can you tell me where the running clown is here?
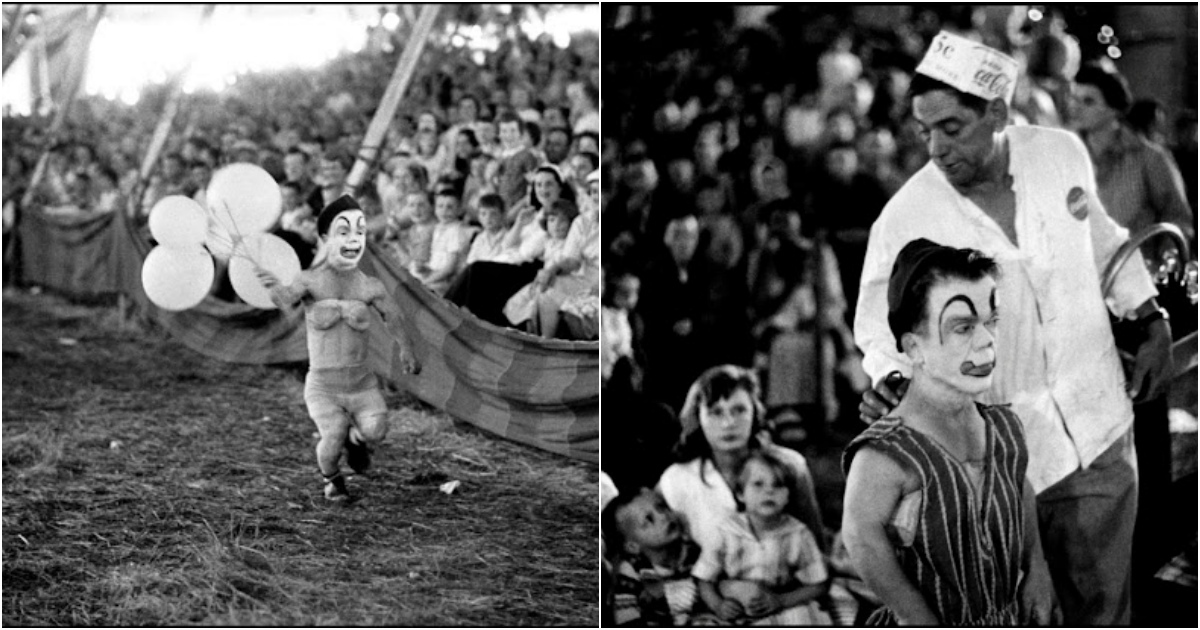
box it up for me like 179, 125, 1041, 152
260, 194, 421, 502
854, 31, 1173, 625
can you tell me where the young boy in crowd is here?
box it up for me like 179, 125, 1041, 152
603, 487, 714, 626
464, 193, 511, 266
414, 187, 477, 295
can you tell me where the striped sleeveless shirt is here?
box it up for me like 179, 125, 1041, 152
843, 403, 1028, 626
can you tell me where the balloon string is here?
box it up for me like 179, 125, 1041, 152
217, 201, 265, 270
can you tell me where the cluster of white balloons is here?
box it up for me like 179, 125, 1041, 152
141, 163, 302, 311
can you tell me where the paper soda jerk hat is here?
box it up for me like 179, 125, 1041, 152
915, 30, 1019, 106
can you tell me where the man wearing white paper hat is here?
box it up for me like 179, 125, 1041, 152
850, 30, 1173, 625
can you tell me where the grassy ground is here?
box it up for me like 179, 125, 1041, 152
2, 289, 598, 626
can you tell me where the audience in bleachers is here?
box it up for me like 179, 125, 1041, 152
4, 14, 599, 341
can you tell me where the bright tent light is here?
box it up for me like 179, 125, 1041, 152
84, 6, 371, 99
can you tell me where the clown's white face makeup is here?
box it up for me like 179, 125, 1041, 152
907, 276, 999, 396
324, 210, 366, 271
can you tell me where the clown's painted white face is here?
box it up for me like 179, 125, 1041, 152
907, 276, 999, 396
324, 210, 366, 271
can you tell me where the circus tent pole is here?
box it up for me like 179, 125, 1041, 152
2, 4, 30, 76
129, 4, 217, 216
19, 5, 107, 208
346, 3, 440, 194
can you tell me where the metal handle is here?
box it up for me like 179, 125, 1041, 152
1101, 223, 1191, 300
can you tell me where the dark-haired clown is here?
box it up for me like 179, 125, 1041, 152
855, 31, 1173, 624
260, 194, 420, 502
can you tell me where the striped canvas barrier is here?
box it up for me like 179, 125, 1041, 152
16, 207, 599, 463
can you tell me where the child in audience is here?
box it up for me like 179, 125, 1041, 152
389, 192, 437, 275
414, 187, 477, 295
602, 270, 641, 390
464, 194, 511, 265
502, 198, 578, 333
693, 449, 833, 626
604, 487, 714, 626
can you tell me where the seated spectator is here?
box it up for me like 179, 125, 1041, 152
503, 198, 579, 334
657, 365, 826, 556
451, 128, 482, 185
461, 152, 496, 217
279, 181, 319, 267
575, 130, 600, 156
692, 449, 833, 626
141, 152, 188, 214
464, 193, 509, 266
544, 125, 573, 171
495, 113, 540, 209
551, 170, 603, 339
283, 146, 318, 199
92, 166, 124, 214
746, 201, 863, 430
413, 111, 451, 183
412, 187, 477, 295
306, 149, 355, 214
603, 487, 716, 626
473, 118, 500, 157
385, 191, 436, 275
602, 269, 642, 393
567, 150, 600, 197
188, 160, 213, 206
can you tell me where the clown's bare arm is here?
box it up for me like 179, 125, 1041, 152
843, 446, 939, 625
366, 276, 421, 375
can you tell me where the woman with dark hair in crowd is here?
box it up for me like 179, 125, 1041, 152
444, 164, 574, 329
658, 365, 827, 556
452, 128, 482, 180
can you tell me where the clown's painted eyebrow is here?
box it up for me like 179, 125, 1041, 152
938, 295, 976, 343
333, 214, 365, 231
937, 289, 999, 341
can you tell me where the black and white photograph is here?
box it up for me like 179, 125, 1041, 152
600, 4, 1196, 627
3, 3, 599, 625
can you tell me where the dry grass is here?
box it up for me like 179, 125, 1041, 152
2, 289, 598, 626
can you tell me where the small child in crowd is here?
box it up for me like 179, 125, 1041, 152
390, 191, 437, 275
414, 187, 477, 295
601, 270, 641, 390
464, 193, 511, 265
603, 487, 715, 626
503, 198, 578, 332
693, 449, 833, 626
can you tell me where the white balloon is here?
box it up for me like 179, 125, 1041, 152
206, 163, 282, 237
228, 233, 302, 310
148, 195, 208, 247
141, 245, 215, 311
